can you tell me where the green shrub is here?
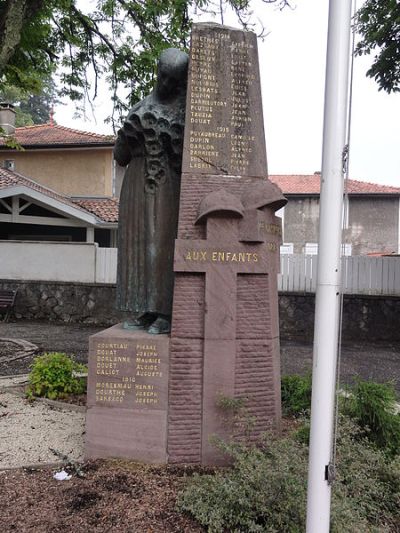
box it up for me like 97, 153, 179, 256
293, 420, 310, 445
27, 352, 87, 400
178, 416, 400, 532
282, 375, 400, 455
343, 379, 400, 456
281, 374, 312, 416
333, 415, 400, 532
178, 435, 309, 533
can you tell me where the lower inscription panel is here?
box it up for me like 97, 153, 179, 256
85, 324, 169, 463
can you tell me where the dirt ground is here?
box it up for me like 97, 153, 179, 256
1, 320, 399, 391
0, 460, 205, 533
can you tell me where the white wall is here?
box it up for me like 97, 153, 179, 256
0, 241, 97, 283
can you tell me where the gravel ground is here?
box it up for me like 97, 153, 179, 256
0, 376, 85, 470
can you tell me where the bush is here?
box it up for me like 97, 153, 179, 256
281, 374, 312, 416
178, 416, 400, 532
179, 435, 309, 533
333, 416, 400, 532
282, 375, 400, 455
343, 379, 400, 456
27, 352, 87, 400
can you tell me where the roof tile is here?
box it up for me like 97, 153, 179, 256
269, 174, 400, 195
74, 198, 119, 223
0, 123, 114, 148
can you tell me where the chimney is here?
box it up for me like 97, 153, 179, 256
0, 102, 16, 135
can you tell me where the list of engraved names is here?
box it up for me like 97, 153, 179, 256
188, 29, 260, 175
94, 341, 163, 407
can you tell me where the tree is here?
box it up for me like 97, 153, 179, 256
355, 0, 400, 93
0, 77, 58, 126
0, 0, 290, 127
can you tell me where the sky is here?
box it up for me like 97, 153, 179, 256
55, 0, 400, 188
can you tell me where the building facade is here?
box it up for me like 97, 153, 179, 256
270, 174, 400, 255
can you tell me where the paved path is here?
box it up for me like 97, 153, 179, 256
281, 340, 400, 391
0, 320, 399, 391
0, 321, 102, 375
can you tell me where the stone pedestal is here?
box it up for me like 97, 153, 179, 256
85, 23, 286, 467
85, 324, 169, 463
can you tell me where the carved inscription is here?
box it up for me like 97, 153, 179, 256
95, 342, 133, 404
183, 26, 267, 177
135, 343, 161, 405
258, 222, 282, 236
185, 250, 259, 262
183, 244, 278, 263
92, 340, 165, 408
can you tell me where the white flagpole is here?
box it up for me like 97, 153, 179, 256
306, 1, 352, 532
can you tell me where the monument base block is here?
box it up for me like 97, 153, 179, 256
85, 324, 169, 464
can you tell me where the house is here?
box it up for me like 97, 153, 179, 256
0, 167, 118, 245
0, 103, 121, 246
0, 104, 120, 285
270, 173, 400, 255
0, 105, 117, 197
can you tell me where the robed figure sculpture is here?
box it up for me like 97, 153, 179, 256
114, 48, 189, 334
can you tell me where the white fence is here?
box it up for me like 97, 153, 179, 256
1, 242, 399, 294
97, 250, 400, 295
95, 247, 117, 283
278, 254, 400, 296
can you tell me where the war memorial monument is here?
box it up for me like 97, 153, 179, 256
85, 22, 287, 466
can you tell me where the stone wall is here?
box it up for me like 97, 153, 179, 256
0, 280, 124, 325
279, 292, 400, 342
2, 279, 399, 342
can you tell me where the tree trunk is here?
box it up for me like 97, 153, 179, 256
0, 0, 43, 75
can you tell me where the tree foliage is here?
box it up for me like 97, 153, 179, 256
0, 0, 290, 127
0, 77, 58, 126
355, 0, 400, 93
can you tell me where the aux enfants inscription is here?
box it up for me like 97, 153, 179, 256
85, 23, 287, 466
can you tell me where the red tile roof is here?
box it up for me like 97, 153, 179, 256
0, 123, 114, 148
269, 174, 400, 195
0, 167, 87, 212
0, 167, 117, 224
74, 198, 119, 223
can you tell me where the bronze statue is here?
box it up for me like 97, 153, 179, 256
114, 48, 188, 334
